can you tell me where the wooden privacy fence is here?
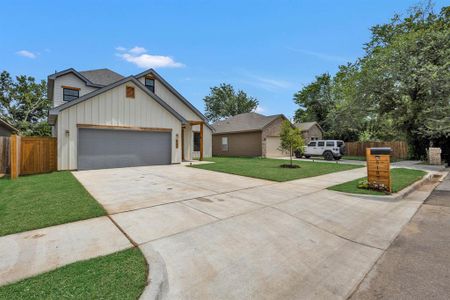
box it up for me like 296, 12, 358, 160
345, 141, 408, 159
10, 135, 57, 179
0, 137, 10, 174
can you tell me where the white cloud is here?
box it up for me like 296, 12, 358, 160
286, 47, 349, 63
255, 105, 265, 113
252, 76, 292, 89
116, 46, 184, 68
129, 46, 147, 55
16, 50, 37, 59
240, 71, 294, 92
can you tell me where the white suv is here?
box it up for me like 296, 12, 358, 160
299, 140, 345, 160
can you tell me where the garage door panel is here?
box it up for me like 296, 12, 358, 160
266, 136, 289, 157
78, 128, 171, 170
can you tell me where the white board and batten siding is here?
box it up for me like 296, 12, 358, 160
137, 76, 202, 121
53, 73, 98, 107
57, 81, 182, 170
137, 76, 213, 157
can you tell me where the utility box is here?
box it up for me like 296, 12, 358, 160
366, 147, 392, 192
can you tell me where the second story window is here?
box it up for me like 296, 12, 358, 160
62, 86, 80, 102
145, 77, 155, 93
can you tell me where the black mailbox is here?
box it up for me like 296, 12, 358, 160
370, 147, 392, 155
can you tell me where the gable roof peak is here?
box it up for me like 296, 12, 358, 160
78, 68, 124, 86
212, 112, 287, 134
133, 68, 211, 126
294, 121, 323, 132
49, 76, 187, 125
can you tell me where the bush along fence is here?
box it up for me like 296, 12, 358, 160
345, 141, 408, 159
10, 135, 57, 179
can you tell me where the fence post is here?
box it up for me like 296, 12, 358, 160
10, 135, 20, 179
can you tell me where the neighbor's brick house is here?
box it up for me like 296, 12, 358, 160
212, 112, 290, 157
294, 122, 324, 143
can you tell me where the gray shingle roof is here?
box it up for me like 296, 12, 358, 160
294, 121, 323, 132
79, 69, 124, 86
0, 118, 17, 133
212, 112, 285, 134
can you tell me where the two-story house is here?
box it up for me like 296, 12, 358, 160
48, 68, 212, 170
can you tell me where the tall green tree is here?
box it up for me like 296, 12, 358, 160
292, 3, 450, 159
324, 63, 367, 141
293, 73, 333, 131
204, 83, 258, 122
359, 4, 450, 157
0, 71, 51, 136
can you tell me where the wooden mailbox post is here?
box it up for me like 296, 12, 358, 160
366, 147, 392, 192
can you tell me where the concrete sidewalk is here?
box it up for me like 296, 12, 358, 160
351, 173, 450, 299
277, 156, 447, 172
0, 217, 132, 285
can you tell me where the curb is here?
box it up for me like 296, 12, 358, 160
139, 246, 169, 300
337, 171, 439, 201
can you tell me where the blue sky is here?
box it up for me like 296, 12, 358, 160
1, 0, 447, 120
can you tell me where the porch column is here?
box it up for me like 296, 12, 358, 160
181, 126, 185, 161
200, 122, 203, 161
189, 120, 204, 161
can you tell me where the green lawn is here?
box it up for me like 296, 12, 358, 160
0, 248, 147, 300
343, 155, 403, 162
0, 172, 105, 237
192, 157, 362, 182
328, 168, 427, 195
342, 155, 367, 161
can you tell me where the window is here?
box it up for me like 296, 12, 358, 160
337, 141, 344, 147
145, 78, 155, 93
318, 141, 325, 147
326, 141, 334, 147
221, 137, 228, 151
126, 86, 135, 98
193, 132, 201, 151
308, 141, 316, 147
63, 87, 79, 102
311, 137, 318, 141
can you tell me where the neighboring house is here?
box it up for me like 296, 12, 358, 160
48, 68, 213, 170
0, 118, 17, 136
294, 122, 323, 143
211, 112, 289, 157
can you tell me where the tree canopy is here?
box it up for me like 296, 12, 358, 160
293, 3, 450, 158
204, 83, 258, 122
0, 71, 51, 136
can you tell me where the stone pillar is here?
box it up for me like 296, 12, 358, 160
428, 147, 442, 165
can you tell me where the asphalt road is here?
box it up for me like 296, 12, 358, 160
351, 173, 450, 299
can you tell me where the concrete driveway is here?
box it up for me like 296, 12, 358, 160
73, 164, 437, 299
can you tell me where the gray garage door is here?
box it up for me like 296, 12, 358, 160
78, 128, 171, 170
